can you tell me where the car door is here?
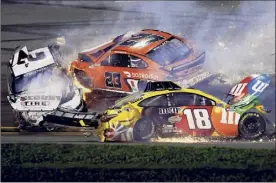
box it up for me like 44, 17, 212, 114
169, 92, 217, 136
122, 54, 160, 92
96, 52, 160, 93
139, 93, 182, 134
94, 52, 131, 92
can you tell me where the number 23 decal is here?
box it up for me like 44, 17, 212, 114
105, 72, 122, 88
183, 109, 212, 130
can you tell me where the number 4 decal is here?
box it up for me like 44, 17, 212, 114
183, 109, 212, 130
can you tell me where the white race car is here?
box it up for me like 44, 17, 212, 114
7, 44, 98, 131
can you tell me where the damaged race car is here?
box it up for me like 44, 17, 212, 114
7, 45, 99, 131
97, 74, 272, 142
69, 29, 223, 106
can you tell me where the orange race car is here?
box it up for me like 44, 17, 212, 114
69, 29, 210, 95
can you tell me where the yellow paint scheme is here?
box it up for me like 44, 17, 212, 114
255, 104, 269, 114
97, 88, 229, 142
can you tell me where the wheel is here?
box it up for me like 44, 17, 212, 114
238, 112, 266, 140
74, 69, 92, 88
44, 126, 57, 132
133, 117, 155, 141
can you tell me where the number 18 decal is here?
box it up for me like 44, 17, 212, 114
183, 109, 212, 130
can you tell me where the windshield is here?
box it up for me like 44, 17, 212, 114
146, 37, 191, 66
112, 92, 144, 109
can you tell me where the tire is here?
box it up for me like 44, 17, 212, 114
74, 69, 92, 88
133, 117, 155, 141
238, 112, 266, 140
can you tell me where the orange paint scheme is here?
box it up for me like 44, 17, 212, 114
69, 29, 205, 93
173, 106, 241, 137
211, 107, 240, 136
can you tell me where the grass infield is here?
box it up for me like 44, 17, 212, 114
1, 144, 276, 181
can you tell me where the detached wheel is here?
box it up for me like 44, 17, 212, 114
74, 69, 92, 88
238, 112, 266, 140
133, 117, 155, 141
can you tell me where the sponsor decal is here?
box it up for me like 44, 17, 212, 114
162, 125, 180, 133
20, 95, 61, 101
159, 107, 181, 114
168, 115, 182, 124
21, 101, 50, 106
123, 71, 159, 80
240, 112, 260, 123
220, 108, 240, 125
20, 95, 61, 107
176, 72, 211, 86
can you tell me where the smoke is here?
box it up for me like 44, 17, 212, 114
44, 1, 274, 83
117, 1, 275, 83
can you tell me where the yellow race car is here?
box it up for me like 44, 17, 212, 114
97, 74, 271, 142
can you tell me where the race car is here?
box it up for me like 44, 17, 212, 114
6, 44, 98, 131
69, 29, 215, 95
97, 74, 272, 142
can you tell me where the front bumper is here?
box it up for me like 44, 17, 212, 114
44, 108, 100, 128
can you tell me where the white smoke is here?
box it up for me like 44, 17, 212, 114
40, 1, 275, 83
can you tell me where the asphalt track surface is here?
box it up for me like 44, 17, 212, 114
1, 1, 275, 149
1, 132, 275, 149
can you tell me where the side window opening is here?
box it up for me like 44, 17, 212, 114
78, 53, 93, 63
129, 55, 147, 68
169, 92, 216, 107
170, 92, 196, 106
138, 94, 169, 107
101, 53, 147, 68
195, 95, 216, 106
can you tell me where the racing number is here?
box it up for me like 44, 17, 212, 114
183, 109, 212, 129
105, 72, 122, 88
14, 48, 47, 67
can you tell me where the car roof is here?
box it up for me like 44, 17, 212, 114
112, 29, 173, 56
140, 88, 221, 103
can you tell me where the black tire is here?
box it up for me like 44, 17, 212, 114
238, 112, 266, 140
133, 117, 155, 141
74, 69, 92, 88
